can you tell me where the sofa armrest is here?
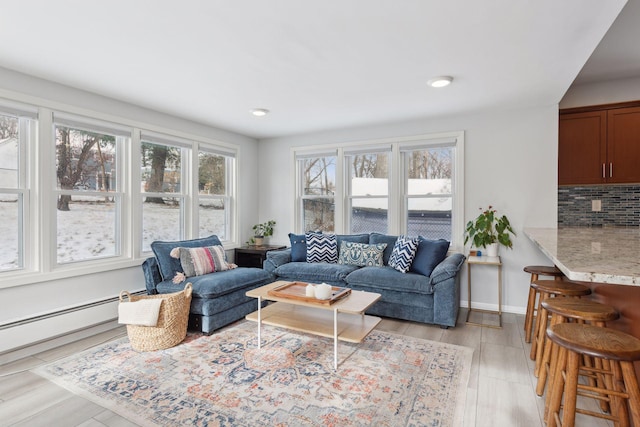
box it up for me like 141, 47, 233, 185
263, 248, 292, 275
141, 257, 163, 295
429, 253, 466, 287
429, 253, 466, 328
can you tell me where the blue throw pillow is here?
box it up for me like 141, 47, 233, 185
306, 232, 338, 264
289, 233, 309, 262
410, 237, 450, 277
388, 235, 419, 273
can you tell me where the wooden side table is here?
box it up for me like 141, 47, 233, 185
234, 245, 286, 268
466, 255, 503, 328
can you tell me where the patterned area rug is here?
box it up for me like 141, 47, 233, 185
34, 321, 473, 427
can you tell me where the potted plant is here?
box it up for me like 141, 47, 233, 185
464, 206, 515, 257
250, 220, 276, 246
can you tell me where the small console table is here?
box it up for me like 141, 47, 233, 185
466, 255, 503, 328
234, 245, 286, 268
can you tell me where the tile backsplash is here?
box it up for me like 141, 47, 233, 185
558, 185, 640, 227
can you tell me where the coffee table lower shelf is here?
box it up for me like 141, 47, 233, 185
245, 302, 381, 369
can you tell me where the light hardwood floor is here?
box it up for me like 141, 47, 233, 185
0, 310, 614, 427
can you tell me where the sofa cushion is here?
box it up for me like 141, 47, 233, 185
172, 245, 232, 277
388, 236, 419, 273
274, 261, 359, 284
306, 232, 338, 263
345, 266, 432, 294
410, 238, 450, 277
156, 267, 272, 299
338, 241, 386, 267
151, 235, 222, 281
369, 233, 398, 265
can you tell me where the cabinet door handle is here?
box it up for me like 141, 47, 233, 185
610, 162, 613, 178
602, 163, 606, 178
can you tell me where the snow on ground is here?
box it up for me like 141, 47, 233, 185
0, 200, 225, 270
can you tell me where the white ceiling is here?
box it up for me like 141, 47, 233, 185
0, 0, 631, 139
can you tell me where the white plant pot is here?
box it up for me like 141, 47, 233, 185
486, 243, 499, 257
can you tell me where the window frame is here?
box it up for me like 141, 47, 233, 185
293, 132, 465, 250
295, 150, 339, 233
195, 143, 237, 243
0, 97, 240, 288
51, 113, 130, 266
0, 102, 37, 273
344, 147, 391, 234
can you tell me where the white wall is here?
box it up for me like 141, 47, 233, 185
560, 76, 640, 108
258, 105, 558, 314
0, 67, 260, 355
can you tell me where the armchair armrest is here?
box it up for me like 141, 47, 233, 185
141, 257, 163, 295
263, 248, 292, 275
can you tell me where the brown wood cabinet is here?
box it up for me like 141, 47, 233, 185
559, 102, 640, 185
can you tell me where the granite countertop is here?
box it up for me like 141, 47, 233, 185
524, 227, 640, 286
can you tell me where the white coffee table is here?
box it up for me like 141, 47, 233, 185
246, 281, 381, 369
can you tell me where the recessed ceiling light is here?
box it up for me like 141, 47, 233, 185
251, 108, 269, 117
427, 76, 453, 88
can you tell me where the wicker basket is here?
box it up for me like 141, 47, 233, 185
119, 283, 193, 352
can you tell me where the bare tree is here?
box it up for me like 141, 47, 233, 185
0, 115, 18, 140
57, 128, 111, 210
141, 143, 181, 204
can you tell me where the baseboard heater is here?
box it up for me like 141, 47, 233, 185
0, 290, 147, 331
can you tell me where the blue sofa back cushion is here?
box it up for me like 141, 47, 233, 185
369, 233, 398, 265
151, 235, 222, 281
346, 266, 432, 294
336, 233, 370, 252
410, 237, 450, 277
274, 261, 359, 284
156, 267, 272, 298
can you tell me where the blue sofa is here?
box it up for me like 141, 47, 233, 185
141, 235, 273, 334
264, 233, 466, 328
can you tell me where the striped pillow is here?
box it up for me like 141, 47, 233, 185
171, 245, 231, 277
306, 232, 338, 263
388, 236, 419, 273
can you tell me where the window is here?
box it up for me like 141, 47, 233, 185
0, 96, 240, 286
402, 144, 454, 241
294, 133, 464, 247
140, 133, 188, 252
0, 103, 36, 271
297, 153, 337, 232
197, 147, 235, 240
53, 114, 129, 264
345, 149, 390, 234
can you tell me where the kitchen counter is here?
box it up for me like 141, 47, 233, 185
525, 226, 640, 379
524, 227, 640, 286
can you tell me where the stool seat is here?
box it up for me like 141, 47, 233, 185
530, 280, 591, 363
549, 323, 640, 362
524, 265, 563, 276
531, 279, 591, 297
523, 265, 565, 344
536, 299, 619, 403
546, 323, 640, 427
541, 298, 619, 323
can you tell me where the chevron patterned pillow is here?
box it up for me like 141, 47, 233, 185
388, 235, 419, 273
306, 232, 338, 263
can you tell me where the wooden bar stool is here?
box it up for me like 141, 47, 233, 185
523, 265, 564, 343
546, 323, 640, 427
530, 280, 591, 364
534, 298, 619, 415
